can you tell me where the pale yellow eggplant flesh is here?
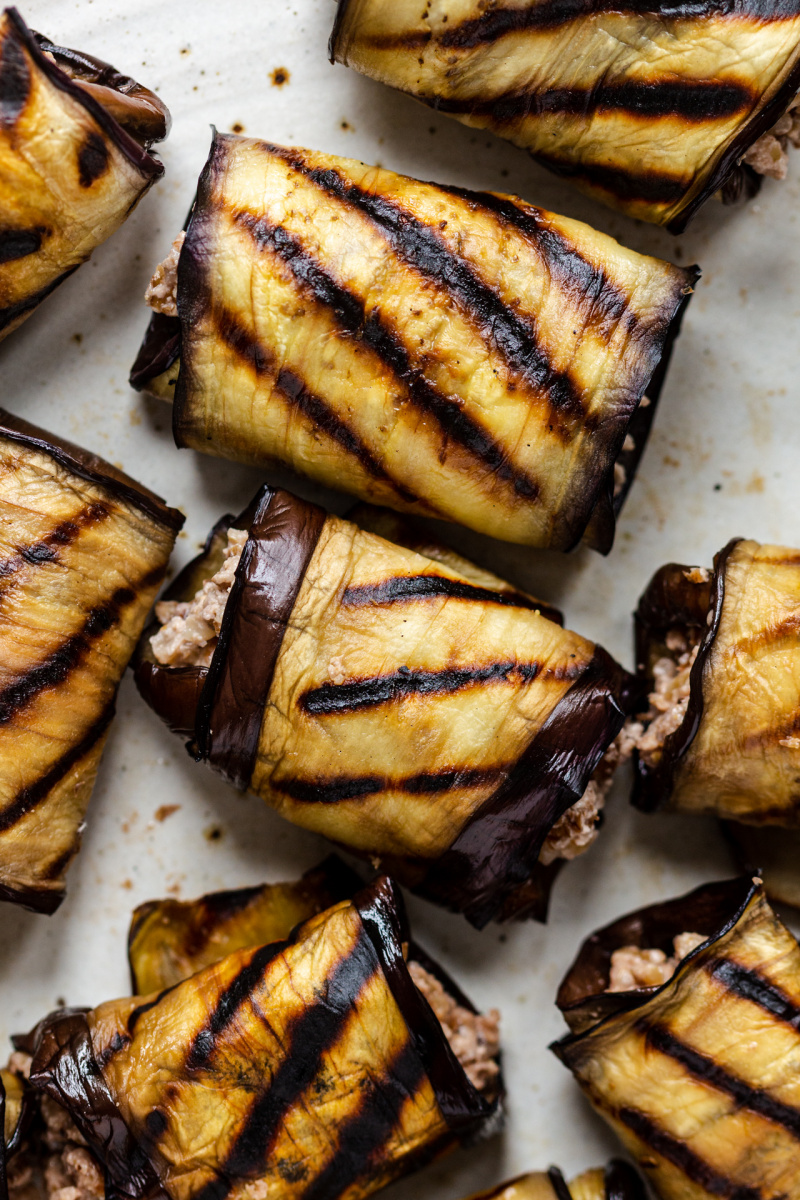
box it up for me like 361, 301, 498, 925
464, 1162, 647, 1200
329, 0, 800, 232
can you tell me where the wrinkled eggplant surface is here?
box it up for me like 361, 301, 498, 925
128, 854, 363, 993
0, 410, 182, 913
467, 1161, 646, 1200
135, 484, 638, 928
634, 538, 800, 826
131, 132, 697, 553
0, 6, 169, 341
330, 0, 800, 232
553, 877, 800, 1200
26, 877, 501, 1200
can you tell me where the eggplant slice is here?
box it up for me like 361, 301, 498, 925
131, 133, 697, 554
0, 7, 169, 341
466, 1162, 646, 1200
128, 855, 363, 994
0, 409, 182, 913
134, 483, 639, 929
552, 876, 800, 1200
630, 538, 800, 827
25, 877, 501, 1200
330, 0, 800, 233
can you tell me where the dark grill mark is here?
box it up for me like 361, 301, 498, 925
276, 765, 505, 804
531, 149, 688, 206
215, 307, 421, 507
77, 130, 110, 188
0, 32, 30, 127
300, 659, 580, 715
434, 79, 752, 125
341, 574, 542, 610
186, 940, 290, 1071
95, 1030, 131, 1069
266, 146, 585, 418
299, 1040, 425, 1200
234, 209, 542, 495
0, 503, 109, 584
546, 1169, 573, 1200
709, 958, 800, 1029
193, 937, 379, 1200
733, 612, 800, 656
617, 1105, 763, 1199
0, 228, 44, 264
0, 700, 113, 833
641, 1021, 800, 1139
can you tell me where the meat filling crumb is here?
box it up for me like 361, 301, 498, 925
744, 94, 800, 181
607, 932, 707, 992
408, 961, 500, 1096
627, 633, 700, 769
145, 231, 186, 318
151, 528, 248, 667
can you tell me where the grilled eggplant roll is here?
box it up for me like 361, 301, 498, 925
629, 538, 800, 828
128, 855, 362, 993
24, 877, 501, 1200
724, 822, 800, 911
467, 1162, 646, 1200
0, 7, 169, 341
0, 409, 182, 913
134, 483, 638, 928
330, 0, 800, 232
131, 133, 697, 554
552, 876, 800, 1200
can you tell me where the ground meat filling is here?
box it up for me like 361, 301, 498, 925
145, 231, 185, 318
408, 960, 500, 1097
607, 932, 707, 992
744, 94, 800, 180
150, 528, 248, 667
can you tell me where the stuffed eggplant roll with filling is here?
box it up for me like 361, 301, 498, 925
330, 0, 800, 232
552, 876, 800, 1200
134, 484, 639, 928
128, 855, 362, 993
466, 1162, 646, 1200
131, 133, 697, 554
627, 538, 800, 829
23, 877, 501, 1200
0, 409, 182, 913
0, 7, 169, 341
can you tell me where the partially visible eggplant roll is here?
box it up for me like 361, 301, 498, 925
724, 821, 800, 910
134, 483, 639, 928
0, 409, 182, 913
467, 1161, 646, 1200
629, 539, 800, 826
26, 877, 501, 1200
128, 854, 363, 993
131, 133, 697, 554
0, 7, 169, 341
552, 876, 800, 1199
330, 0, 800, 232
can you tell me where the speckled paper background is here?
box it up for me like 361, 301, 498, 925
2, 0, 799, 1191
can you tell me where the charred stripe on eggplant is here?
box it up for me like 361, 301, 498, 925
265, 145, 586, 419
77, 129, 111, 188
0, 227, 46, 264
340, 575, 544, 610
708, 958, 800, 1028
0, 502, 110, 583
233, 207, 547, 487
0, 29, 30, 125
546, 1169, 573, 1200
275, 765, 507, 804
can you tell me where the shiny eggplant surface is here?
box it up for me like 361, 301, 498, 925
128, 855, 363, 993
131, 133, 696, 553
633, 538, 800, 826
553, 877, 800, 1200
134, 484, 638, 928
0, 410, 182, 913
466, 1161, 646, 1200
0, 7, 169, 341
330, 0, 800, 231
27, 877, 501, 1200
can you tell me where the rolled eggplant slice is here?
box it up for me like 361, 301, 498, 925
630, 538, 800, 826
26, 877, 501, 1200
553, 876, 800, 1199
0, 7, 169, 341
134, 484, 638, 928
468, 1161, 646, 1200
128, 854, 363, 993
0, 409, 183, 913
330, 0, 800, 233
131, 133, 697, 554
